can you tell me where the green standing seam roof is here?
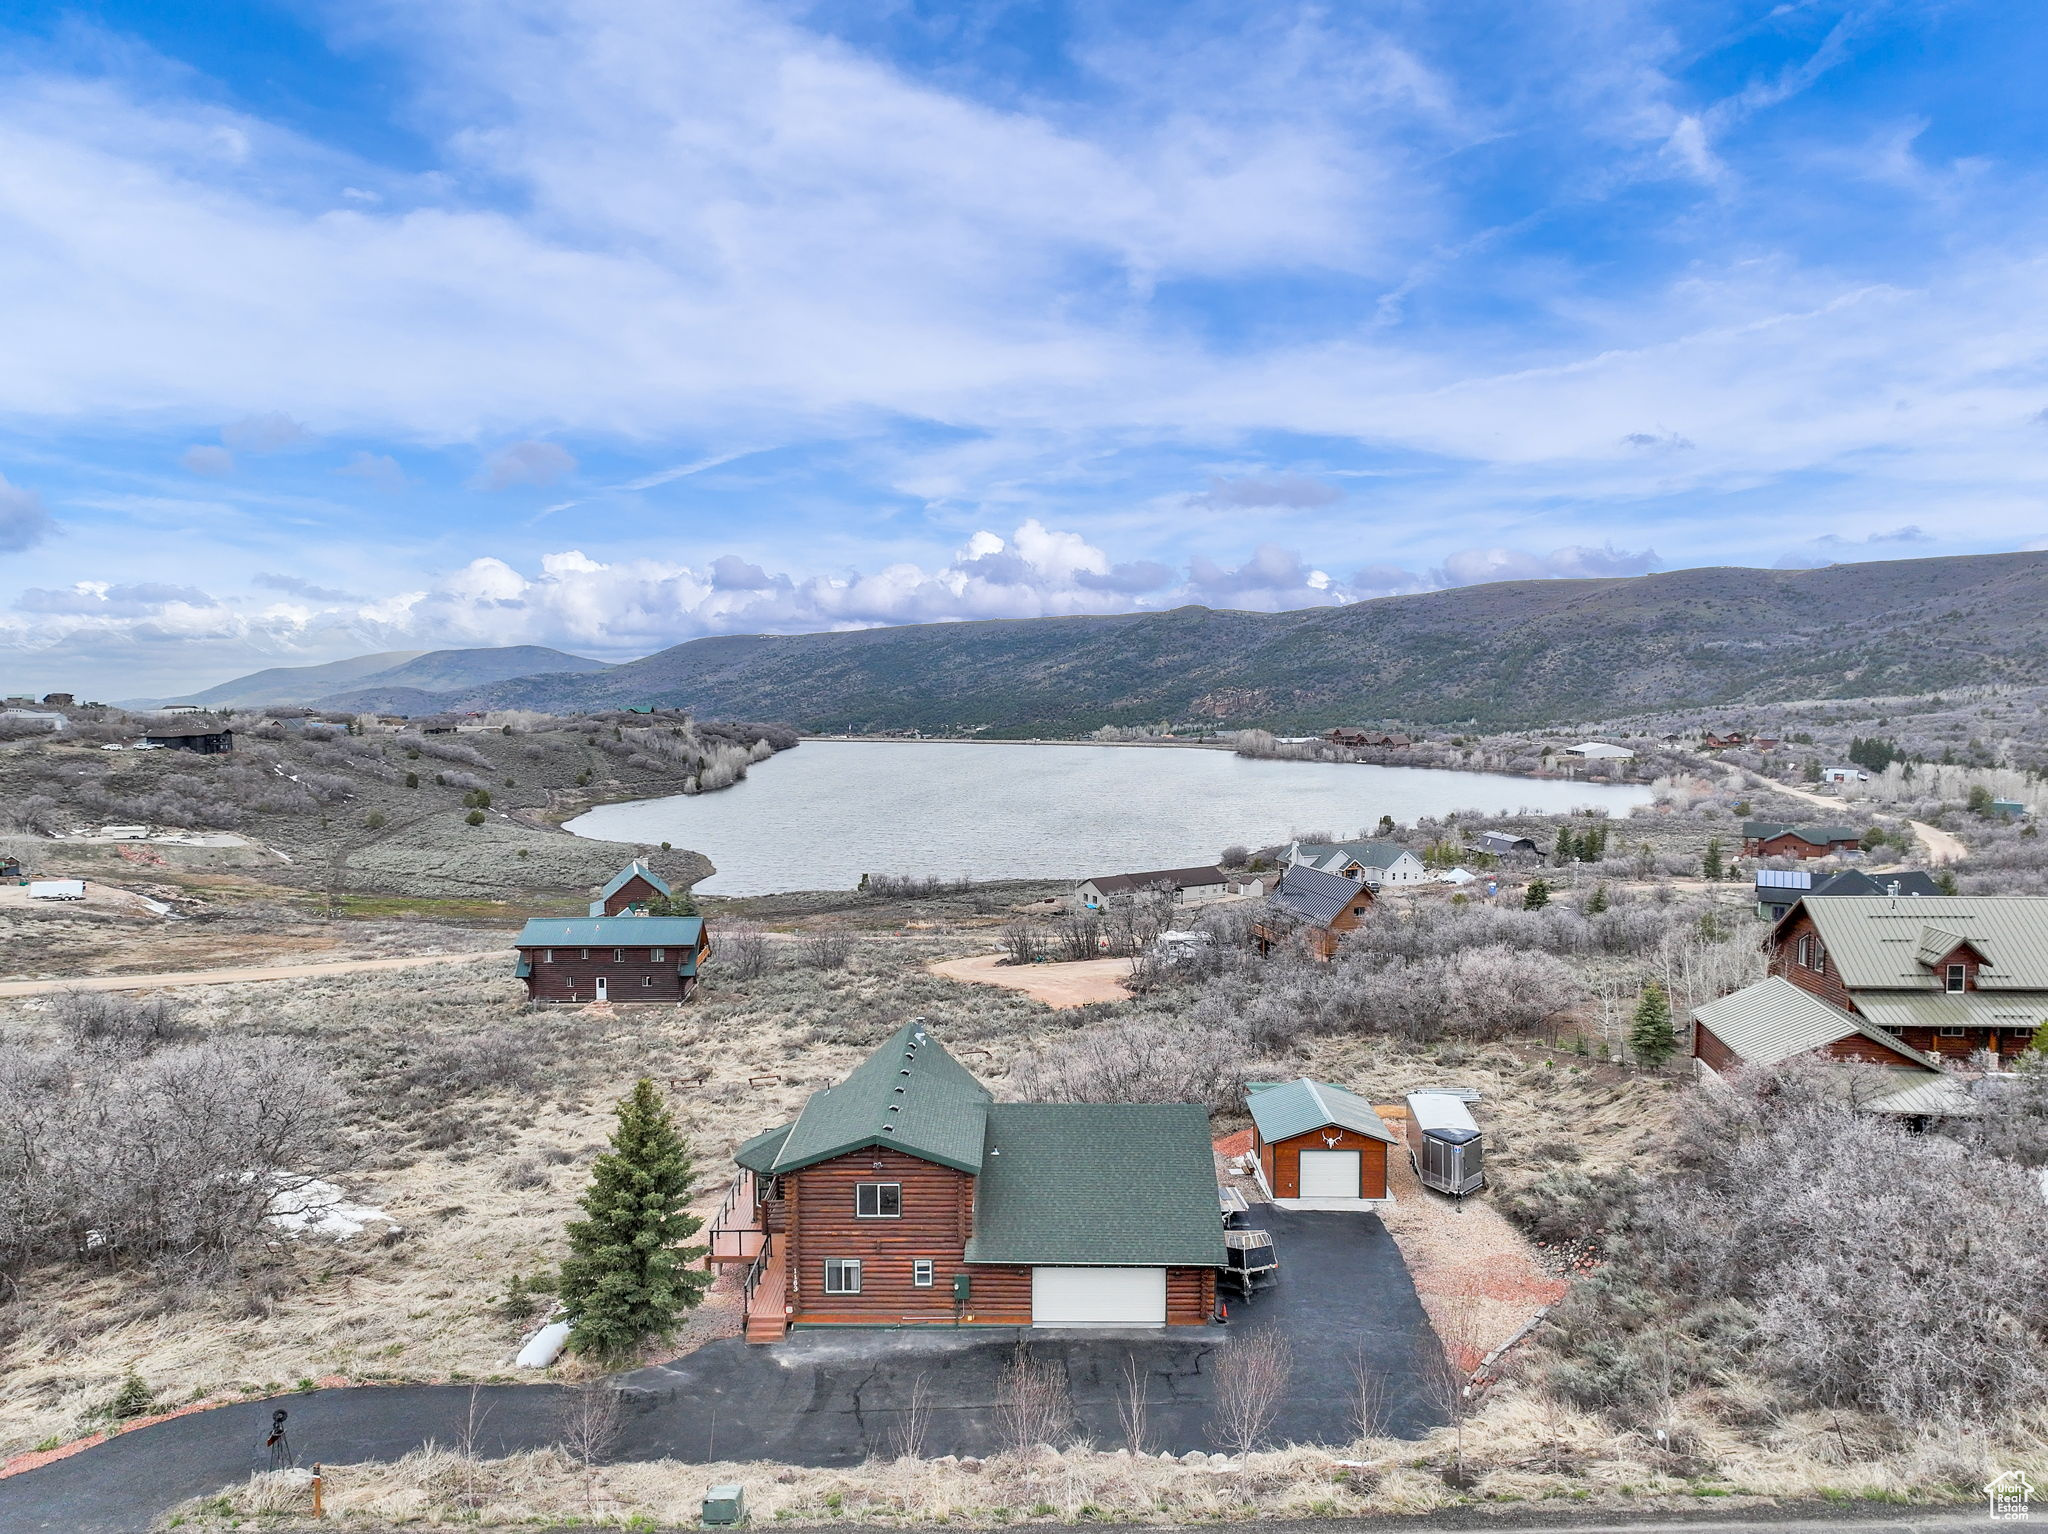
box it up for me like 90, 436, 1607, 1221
1246, 1078, 1397, 1144
598, 860, 671, 902
963, 1102, 1226, 1267
1776, 897, 2048, 991
770, 1021, 991, 1174
514, 916, 705, 948
1689, 976, 1944, 1071
735, 1122, 793, 1175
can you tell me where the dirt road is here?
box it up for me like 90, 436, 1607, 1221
1758, 777, 1965, 865
928, 952, 1133, 1007
0, 950, 505, 999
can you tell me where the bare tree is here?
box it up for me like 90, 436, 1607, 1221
717, 924, 770, 982
793, 929, 853, 970
1115, 1352, 1150, 1455
1000, 921, 1046, 967
889, 1371, 934, 1460
1418, 1316, 1481, 1486
1350, 1345, 1395, 1445
1009, 1021, 1253, 1112
994, 1342, 1071, 1454
553, 1382, 622, 1518
1211, 1328, 1292, 1456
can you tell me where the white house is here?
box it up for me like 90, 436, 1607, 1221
1564, 741, 1634, 760
1821, 766, 1869, 783
1074, 866, 1233, 911
1286, 840, 1430, 888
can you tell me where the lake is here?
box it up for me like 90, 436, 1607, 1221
565, 741, 1654, 895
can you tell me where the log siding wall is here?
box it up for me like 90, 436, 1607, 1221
517, 938, 709, 1003
599, 873, 666, 915
1770, 917, 2028, 1057
772, 1145, 1218, 1329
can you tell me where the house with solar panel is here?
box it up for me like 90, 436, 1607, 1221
707, 1022, 1226, 1341
1752, 866, 1942, 922
512, 913, 710, 1003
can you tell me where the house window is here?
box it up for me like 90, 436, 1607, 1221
912, 1259, 935, 1288
1945, 964, 1966, 993
1796, 936, 1811, 967
542, 949, 554, 963
613, 948, 625, 962
1939, 1025, 1967, 1037
823, 1259, 862, 1295
855, 1183, 902, 1219
1811, 941, 1826, 972
641, 975, 654, 987
579, 948, 589, 959
650, 947, 666, 961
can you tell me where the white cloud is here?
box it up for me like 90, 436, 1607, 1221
17, 580, 213, 615
0, 474, 54, 553
477, 441, 577, 491
1435, 543, 1660, 586
337, 451, 407, 492
220, 412, 317, 453
1773, 524, 1934, 569
1190, 473, 1345, 509
179, 445, 235, 476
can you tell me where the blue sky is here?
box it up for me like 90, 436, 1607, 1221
2, 0, 2046, 696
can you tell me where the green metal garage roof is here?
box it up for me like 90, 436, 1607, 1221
1246, 1078, 1396, 1145
963, 1102, 1226, 1267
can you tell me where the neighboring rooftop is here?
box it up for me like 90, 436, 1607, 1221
1782, 896, 2048, 991
1247, 1078, 1397, 1144
1268, 862, 1371, 926
1691, 975, 1940, 1071
1290, 840, 1415, 871
1743, 820, 1861, 845
598, 859, 670, 901
1080, 866, 1228, 895
513, 916, 706, 947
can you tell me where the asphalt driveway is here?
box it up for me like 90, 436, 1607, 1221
0, 1208, 1443, 1532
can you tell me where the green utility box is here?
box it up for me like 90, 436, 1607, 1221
952, 1273, 971, 1303
703, 1484, 745, 1526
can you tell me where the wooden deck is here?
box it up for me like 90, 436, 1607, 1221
706, 1173, 768, 1265
743, 1236, 788, 1344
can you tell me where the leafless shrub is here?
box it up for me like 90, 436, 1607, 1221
398, 1028, 539, 1099
717, 925, 769, 982
793, 929, 853, 970
889, 1371, 935, 1460
861, 873, 971, 898
50, 990, 191, 1053
553, 1382, 622, 1518
1009, 1021, 1251, 1111
0, 1035, 348, 1277
1000, 920, 1046, 966
994, 1342, 1071, 1453
1116, 1352, 1149, 1455
1212, 1328, 1292, 1455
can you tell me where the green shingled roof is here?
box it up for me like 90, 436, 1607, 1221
963, 1102, 1226, 1267
1246, 1078, 1396, 1144
770, 1022, 991, 1174
735, 1122, 793, 1174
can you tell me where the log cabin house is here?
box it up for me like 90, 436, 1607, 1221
1245, 1078, 1396, 1207
1763, 895, 2048, 1063
708, 1023, 1224, 1342
137, 722, 234, 754
1254, 862, 1376, 959
512, 915, 710, 1003
1740, 821, 1862, 859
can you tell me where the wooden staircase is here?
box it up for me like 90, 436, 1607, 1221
742, 1237, 788, 1344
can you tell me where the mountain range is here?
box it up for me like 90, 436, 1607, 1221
144, 645, 606, 709
167, 551, 2048, 732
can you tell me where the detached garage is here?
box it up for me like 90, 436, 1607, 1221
1247, 1078, 1397, 1209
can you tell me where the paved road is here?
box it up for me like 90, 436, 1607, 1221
0, 1210, 1438, 1531
929, 952, 1134, 1007
0, 949, 504, 998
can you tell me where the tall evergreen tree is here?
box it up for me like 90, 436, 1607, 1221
1629, 982, 1676, 1067
558, 1079, 709, 1360
1523, 878, 1551, 911
1586, 883, 1610, 915
1702, 837, 1724, 881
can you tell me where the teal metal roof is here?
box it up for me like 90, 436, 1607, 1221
599, 860, 670, 902
1247, 1078, 1396, 1144
735, 1122, 793, 1174
514, 916, 705, 948
770, 1022, 991, 1174
963, 1102, 1225, 1267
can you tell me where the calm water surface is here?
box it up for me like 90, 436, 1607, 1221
566, 741, 1654, 895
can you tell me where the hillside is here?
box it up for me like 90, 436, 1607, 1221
307, 551, 2048, 733
158, 645, 605, 709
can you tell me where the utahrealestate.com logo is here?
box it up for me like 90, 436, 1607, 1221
1986, 1469, 2034, 1521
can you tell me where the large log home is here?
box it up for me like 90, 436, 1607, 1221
589, 858, 671, 916
512, 915, 710, 1003
708, 1023, 1225, 1342
1253, 862, 1376, 959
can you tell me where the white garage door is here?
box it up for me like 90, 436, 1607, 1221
1297, 1149, 1361, 1198
1031, 1267, 1167, 1328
